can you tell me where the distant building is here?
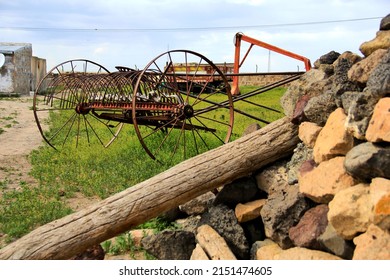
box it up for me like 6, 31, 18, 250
0, 43, 46, 95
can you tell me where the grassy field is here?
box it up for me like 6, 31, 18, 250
0, 86, 286, 250
231, 86, 285, 135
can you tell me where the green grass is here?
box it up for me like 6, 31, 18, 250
0, 86, 286, 246
101, 217, 179, 258
101, 232, 138, 256
231, 86, 285, 136
29, 127, 171, 199
0, 183, 73, 242
0, 110, 19, 132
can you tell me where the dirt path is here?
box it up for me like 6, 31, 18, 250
0, 95, 48, 247
0, 96, 45, 194
0, 96, 100, 208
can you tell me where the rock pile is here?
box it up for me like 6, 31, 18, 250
128, 14, 390, 260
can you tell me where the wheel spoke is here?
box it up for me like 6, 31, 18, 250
61, 112, 78, 148
188, 118, 210, 153
169, 117, 187, 161
136, 113, 179, 140
189, 119, 200, 155
46, 111, 77, 143
192, 115, 226, 144
82, 115, 105, 146
195, 113, 233, 128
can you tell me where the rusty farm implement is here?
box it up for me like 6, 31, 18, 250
33, 33, 311, 162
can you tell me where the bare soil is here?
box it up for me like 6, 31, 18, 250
0, 96, 100, 245
0, 96, 43, 195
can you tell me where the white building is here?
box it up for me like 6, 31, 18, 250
0, 43, 46, 95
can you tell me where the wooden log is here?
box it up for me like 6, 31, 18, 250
0, 117, 299, 259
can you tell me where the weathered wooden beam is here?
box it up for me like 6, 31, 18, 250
0, 117, 298, 259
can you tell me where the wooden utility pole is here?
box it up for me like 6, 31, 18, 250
0, 117, 298, 259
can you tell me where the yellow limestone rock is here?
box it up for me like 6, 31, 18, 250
190, 244, 210, 260
353, 224, 390, 259
313, 108, 354, 163
298, 122, 322, 148
195, 224, 236, 260
274, 247, 341, 260
235, 199, 266, 223
366, 98, 390, 142
299, 156, 356, 203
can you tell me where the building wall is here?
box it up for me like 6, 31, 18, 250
31, 56, 47, 91
0, 43, 33, 95
15, 44, 32, 95
0, 53, 15, 93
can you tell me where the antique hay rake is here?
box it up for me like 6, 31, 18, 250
33, 50, 235, 162
33, 34, 311, 162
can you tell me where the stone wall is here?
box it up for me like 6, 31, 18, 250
239, 73, 298, 87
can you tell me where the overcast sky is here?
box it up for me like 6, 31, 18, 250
0, 0, 388, 72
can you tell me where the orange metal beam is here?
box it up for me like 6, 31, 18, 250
231, 32, 311, 95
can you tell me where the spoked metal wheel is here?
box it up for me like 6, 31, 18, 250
132, 50, 234, 162
33, 59, 124, 150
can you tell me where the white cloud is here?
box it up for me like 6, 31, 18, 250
93, 46, 106, 55
227, 0, 266, 5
